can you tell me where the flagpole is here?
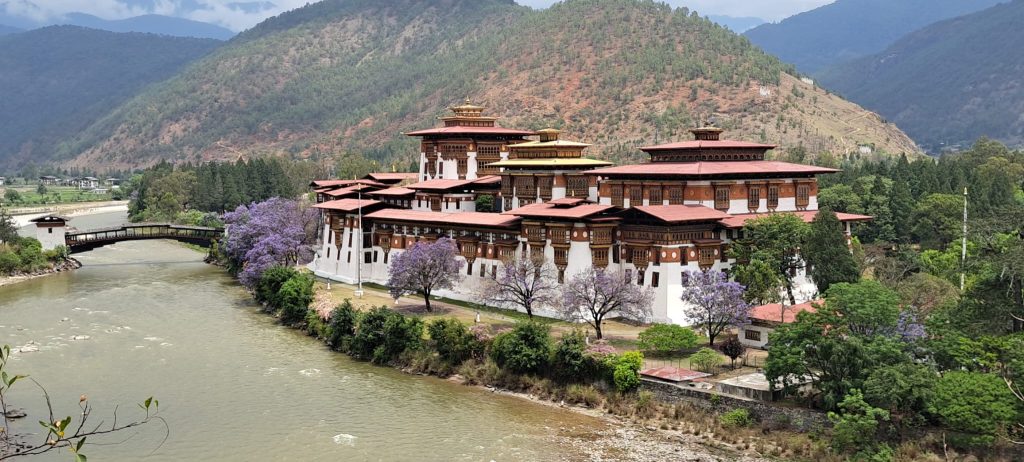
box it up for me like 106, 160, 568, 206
356, 186, 364, 298
960, 187, 968, 291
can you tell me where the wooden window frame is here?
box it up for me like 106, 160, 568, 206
714, 187, 730, 211
767, 185, 780, 209
744, 329, 761, 341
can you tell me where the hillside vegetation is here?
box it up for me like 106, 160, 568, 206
52, 0, 918, 171
0, 26, 221, 169
818, 0, 1024, 151
745, 0, 1003, 74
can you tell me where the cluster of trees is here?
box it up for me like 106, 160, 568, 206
818, 138, 1024, 247
125, 159, 318, 223
219, 197, 318, 288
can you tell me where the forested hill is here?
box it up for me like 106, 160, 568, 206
817, 0, 1024, 151
0, 26, 222, 170
0, 24, 21, 35
744, 0, 1004, 75
54, 0, 919, 171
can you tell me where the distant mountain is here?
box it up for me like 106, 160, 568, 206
0, 24, 21, 35
0, 10, 234, 40
817, 1, 1024, 151
744, 0, 1005, 74
60, 13, 235, 40
0, 26, 221, 168
707, 15, 764, 33
53, 0, 918, 171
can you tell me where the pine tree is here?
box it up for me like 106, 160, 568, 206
804, 208, 860, 295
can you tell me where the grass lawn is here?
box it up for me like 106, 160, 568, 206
4, 185, 113, 205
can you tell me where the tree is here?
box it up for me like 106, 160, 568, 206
731, 259, 781, 305
827, 389, 891, 458
35, 183, 47, 196
679, 270, 750, 346
929, 371, 1019, 447
277, 273, 314, 325
3, 189, 21, 204
863, 363, 936, 429
0, 209, 16, 245
335, 152, 377, 180
910, 193, 963, 250
560, 267, 653, 339
480, 254, 558, 319
720, 337, 745, 367
387, 238, 463, 312
803, 208, 860, 295
637, 324, 701, 355
221, 198, 318, 288
730, 213, 810, 304
490, 322, 552, 375
689, 347, 722, 373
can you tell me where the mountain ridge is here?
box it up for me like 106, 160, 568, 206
745, 0, 1005, 74
16, 0, 918, 170
816, 0, 1024, 151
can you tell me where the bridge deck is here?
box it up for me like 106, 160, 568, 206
66, 223, 224, 252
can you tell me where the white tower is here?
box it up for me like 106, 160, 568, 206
30, 215, 68, 250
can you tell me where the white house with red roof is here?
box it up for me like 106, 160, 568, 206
740, 300, 820, 349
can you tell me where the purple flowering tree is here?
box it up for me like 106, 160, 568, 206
680, 270, 751, 346
387, 238, 463, 312
222, 198, 318, 287
560, 267, 653, 339
480, 254, 558, 319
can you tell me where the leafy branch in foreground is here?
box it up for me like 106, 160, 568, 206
0, 345, 167, 460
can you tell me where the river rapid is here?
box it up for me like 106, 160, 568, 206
1, 211, 614, 461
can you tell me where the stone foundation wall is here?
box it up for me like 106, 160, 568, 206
641, 378, 829, 432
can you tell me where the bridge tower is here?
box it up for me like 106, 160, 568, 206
29, 215, 68, 250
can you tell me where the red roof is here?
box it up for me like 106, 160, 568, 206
640, 366, 712, 383
719, 210, 873, 228
407, 175, 501, 191
367, 187, 415, 197
547, 197, 589, 206
641, 140, 777, 151
586, 161, 838, 177
504, 202, 614, 219
365, 209, 521, 228
323, 184, 375, 197
310, 179, 386, 188
405, 126, 536, 136
634, 205, 730, 223
364, 172, 418, 182
749, 300, 820, 324
312, 199, 382, 213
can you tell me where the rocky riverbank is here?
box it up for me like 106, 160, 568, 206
0, 258, 81, 288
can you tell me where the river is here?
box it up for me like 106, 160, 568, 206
1, 211, 614, 461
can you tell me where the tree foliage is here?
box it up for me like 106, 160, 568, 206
490, 322, 552, 375
679, 270, 750, 346
730, 213, 810, 304
803, 207, 860, 294
480, 253, 558, 319
386, 238, 463, 312
560, 267, 653, 339
637, 324, 700, 355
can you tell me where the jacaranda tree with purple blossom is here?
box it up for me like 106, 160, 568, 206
480, 253, 558, 319
680, 269, 751, 346
222, 197, 318, 288
560, 267, 653, 340
387, 238, 463, 312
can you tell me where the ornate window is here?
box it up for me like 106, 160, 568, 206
744, 329, 761, 342
515, 176, 535, 198
628, 185, 642, 205
567, 176, 588, 198
796, 184, 810, 208
668, 186, 683, 205
648, 187, 662, 205
698, 246, 716, 268
538, 176, 553, 199
767, 185, 780, 209
500, 175, 513, 195
714, 187, 730, 211
611, 184, 624, 207
747, 186, 760, 210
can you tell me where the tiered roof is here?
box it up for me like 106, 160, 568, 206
365, 209, 520, 228
503, 202, 615, 219
404, 100, 535, 137
586, 161, 837, 177
313, 199, 383, 213
406, 175, 501, 192
632, 205, 731, 223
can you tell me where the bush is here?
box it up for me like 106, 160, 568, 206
255, 266, 298, 309
15, 237, 45, 270
609, 351, 644, 393
720, 337, 745, 367
928, 371, 1019, 447
720, 408, 753, 428
565, 384, 603, 407
351, 307, 424, 364
689, 347, 722, 373
827, 389, 891, 458
305, 309, 327, 338
427, 318, 480, 365
490, 322, 552, 375
552, 330, 590, 382
637, 324, 701, 354
277, 273, 314, 325
326, 300, 359, 351
0, 249, 20, 275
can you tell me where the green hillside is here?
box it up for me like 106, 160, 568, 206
817, 0, 1024, 151
745, 0, 1003, 74
54, 0, 919, 171
0, 26, 221, 169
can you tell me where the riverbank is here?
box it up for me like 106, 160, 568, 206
0, 257, 80, 288
10, 201, 128, 228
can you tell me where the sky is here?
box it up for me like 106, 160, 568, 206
0, 0, 836, 32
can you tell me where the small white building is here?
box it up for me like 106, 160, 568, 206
29, 215, 69, 251
740, 300, 820, 349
